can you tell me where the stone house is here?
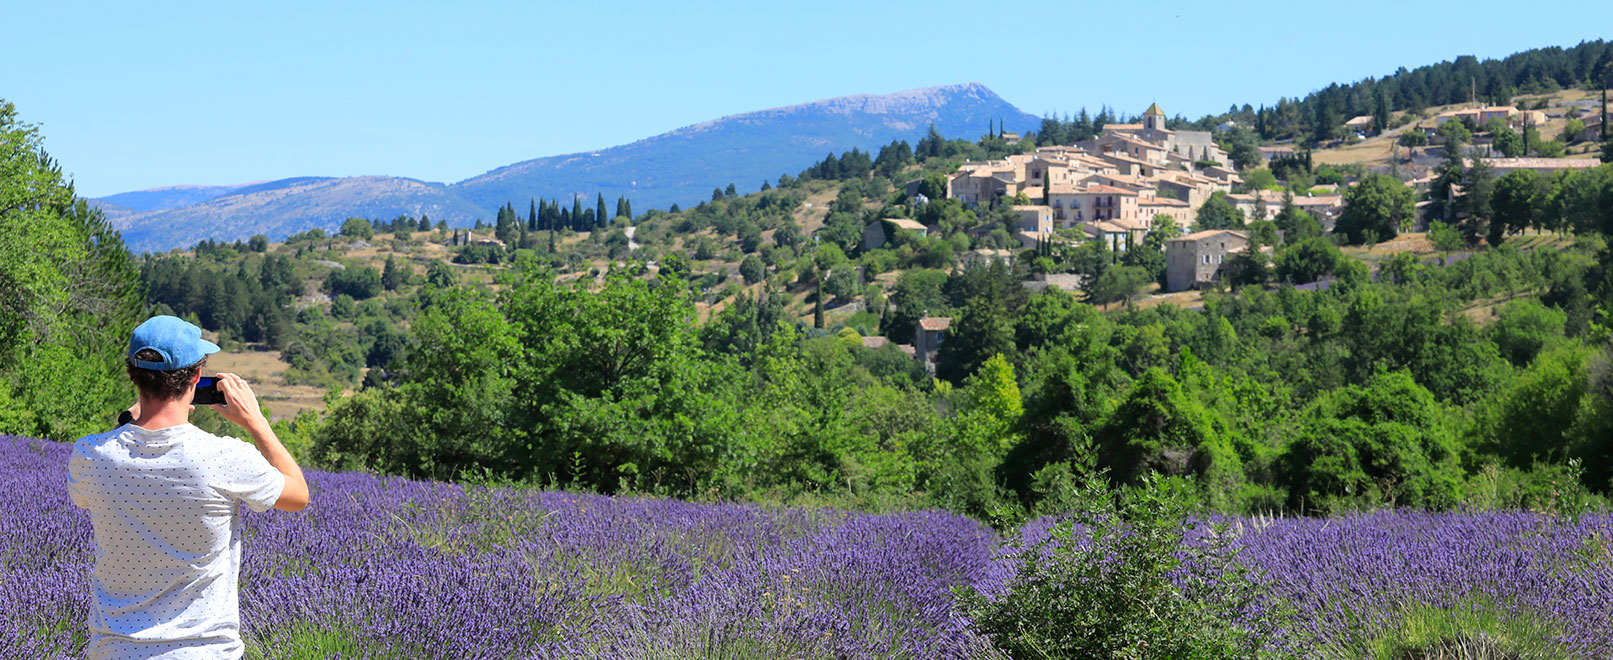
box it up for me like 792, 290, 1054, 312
861, 218, 929, 251
915, 316, 952, 374
1046, 184, 1140, 227
1165, 230, 1249, 292
1138, 196, 1192, 227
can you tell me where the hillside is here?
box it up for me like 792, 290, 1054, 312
96, 181, 263, 213
451, 82, 1041, 211
96, 83, 1041, 253
109, 176, 488, 254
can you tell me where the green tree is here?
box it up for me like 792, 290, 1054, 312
1280, 371, 1463, 512
1492, 127, 1524, 157
1273, 191, 1322, 243
1561, 118, 1586, 144
886, 269, 949, 342
1399, 129, 1428, 147
339, 217, 375, 240
1458, 158, 1496, 245
1096, 368, 1241, 496
1272, 237, 1339, 284
1427, 221, 1464, 254
325, 265, 383, 300
1194, 191, 1245, 230
1243, 168, 1278, 191
1487, 299, 1566, 367
937, 296, 1014, 383
381, 255, 409, 291
738, 255, 765, 285
0, 100, 145, 439
1474, 345, 1590, 473
1335, 173, 1415, 244
1086, 265, 1153, 306
424, 260, 458, 288
1439, 119, 1471, 147
822, 266, 858, 301
918, 173, 949, 200
1489, 169, 1547, 245
1223, 249, 1270, 289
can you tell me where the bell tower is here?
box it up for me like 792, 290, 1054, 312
1143, 102, 1165, 132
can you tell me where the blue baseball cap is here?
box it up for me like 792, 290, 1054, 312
127, 316, 220, 370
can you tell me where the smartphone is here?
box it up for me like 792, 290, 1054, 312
193, 376, 226, 406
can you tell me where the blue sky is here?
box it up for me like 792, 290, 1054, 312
7, 1, 1610, 197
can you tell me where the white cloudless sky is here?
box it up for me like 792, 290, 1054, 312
7, 0, 1610, 197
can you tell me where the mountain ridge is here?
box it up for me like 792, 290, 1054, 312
96, 83, 1041, 253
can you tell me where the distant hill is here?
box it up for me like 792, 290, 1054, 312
110, 176, 486, 253
451, 82, 1042, 212
97, 182, 264, 213
96, 83, 1041, 253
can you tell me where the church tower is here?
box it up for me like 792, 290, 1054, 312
1143, 102, 1165, 132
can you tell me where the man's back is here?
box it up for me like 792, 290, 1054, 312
68, 423, 284, 660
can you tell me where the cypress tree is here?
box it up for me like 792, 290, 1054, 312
529, 198, 538, 230
596, 193, 608, 227
572, 198, 583, 231
813, 283, 825, 329
1601, 87, 1608, 142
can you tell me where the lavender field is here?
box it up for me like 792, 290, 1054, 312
4, 434, 1612, 659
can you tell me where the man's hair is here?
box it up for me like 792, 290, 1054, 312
126, 349, 206, 401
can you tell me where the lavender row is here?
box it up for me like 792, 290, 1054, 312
4, 435, 1611, 658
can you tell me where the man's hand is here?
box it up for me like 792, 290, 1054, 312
210, 373, 267, 431
209, 372, 309, 511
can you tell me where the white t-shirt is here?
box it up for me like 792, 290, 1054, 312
68, 423, 286, 660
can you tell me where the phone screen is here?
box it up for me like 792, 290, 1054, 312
193, 376, 225, 406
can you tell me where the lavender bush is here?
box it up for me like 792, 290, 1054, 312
4, 435, 1612, 659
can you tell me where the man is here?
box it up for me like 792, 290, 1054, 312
68, 316, 310, 659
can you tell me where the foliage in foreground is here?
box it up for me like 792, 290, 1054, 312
960, 472, 1293, 660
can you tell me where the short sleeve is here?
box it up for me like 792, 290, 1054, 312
66, 447, 90, 509
212, 438, 286, 513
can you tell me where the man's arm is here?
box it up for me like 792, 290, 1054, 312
212, 373, 310, 512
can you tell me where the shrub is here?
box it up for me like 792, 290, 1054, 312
959, 472, 1294, 659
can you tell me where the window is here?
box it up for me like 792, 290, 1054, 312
1203, 254, 1210, 264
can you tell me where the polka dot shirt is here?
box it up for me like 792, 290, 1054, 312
68, 423, 286, 660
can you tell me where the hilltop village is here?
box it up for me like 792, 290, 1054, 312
861, 98, 1610, 371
